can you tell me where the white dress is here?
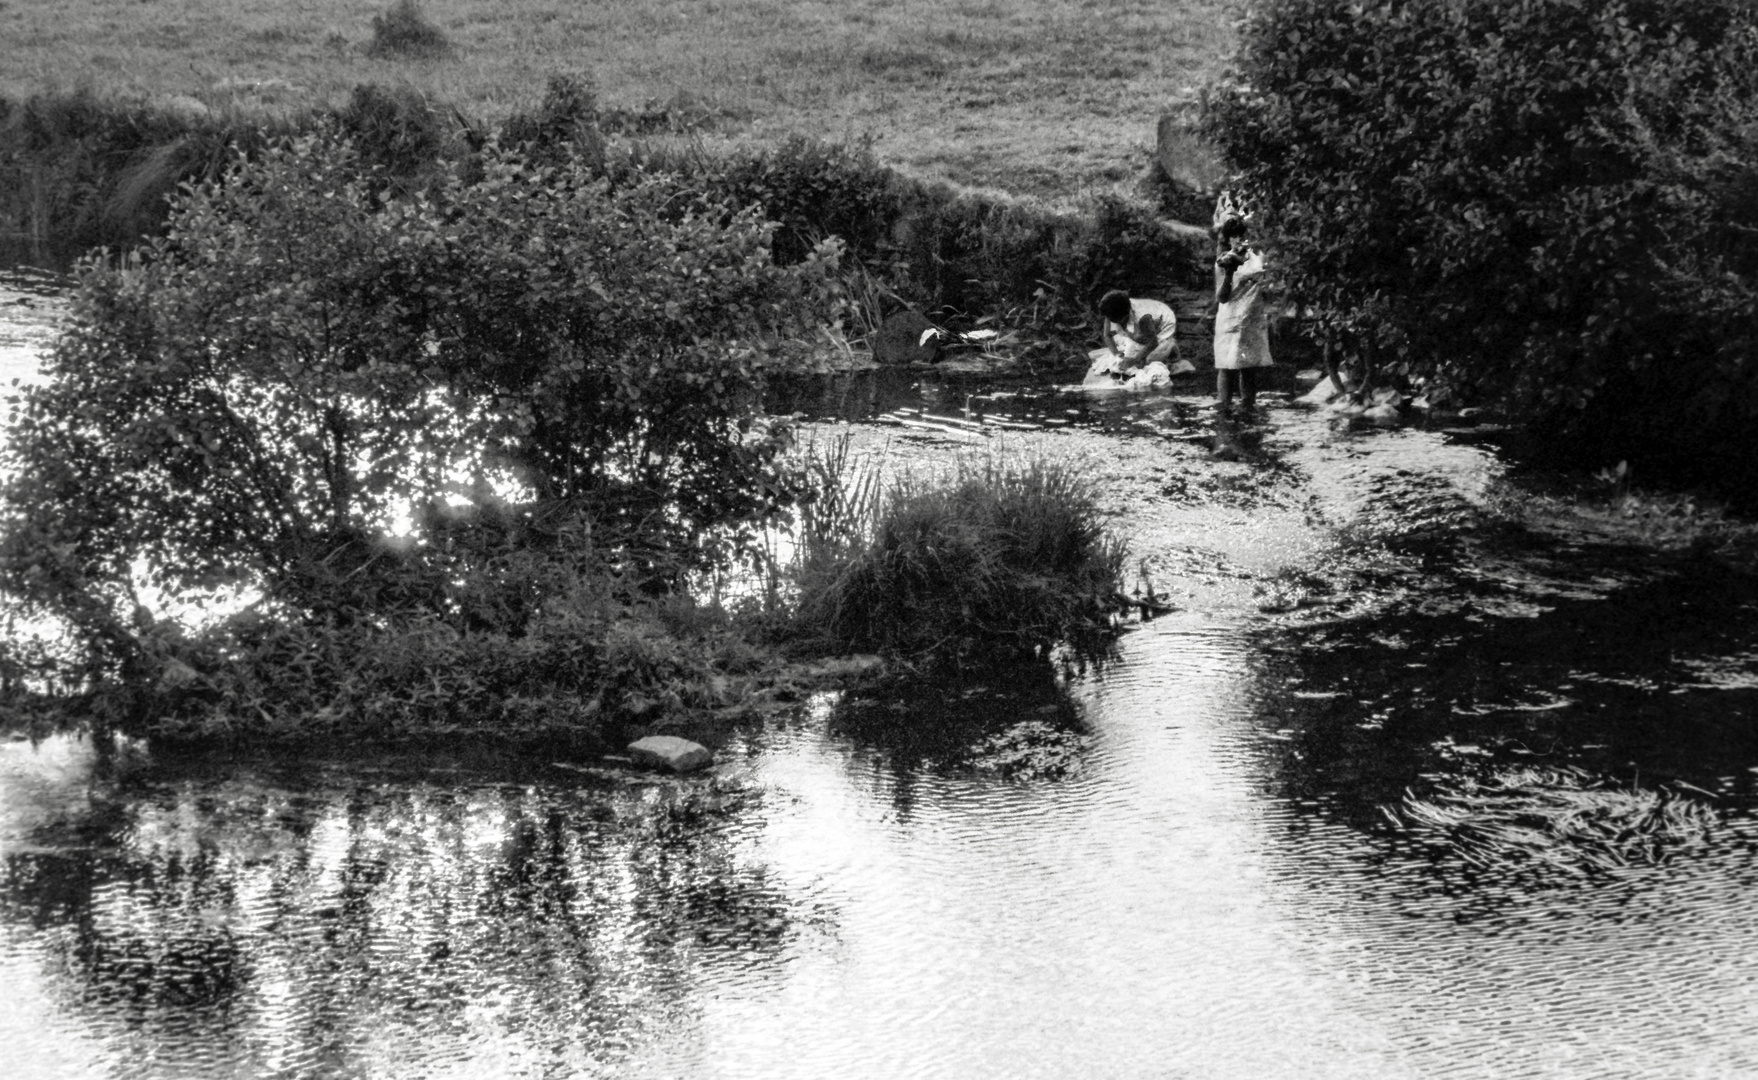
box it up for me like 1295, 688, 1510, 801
1213, 252, 1273, 370
1109, 298, 1179, 365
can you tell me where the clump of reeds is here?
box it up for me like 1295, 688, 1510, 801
1385, 766, 1717, 876
367, 0, 454, 61
797, 430, 885, 566
792, 447, 1126, 664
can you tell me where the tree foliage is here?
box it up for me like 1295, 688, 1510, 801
1202, 0, 1758, 475
0, 133, 844, 689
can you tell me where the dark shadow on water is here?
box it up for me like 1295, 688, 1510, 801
825, 656, 1099, 783
1262, 547, 1758, 832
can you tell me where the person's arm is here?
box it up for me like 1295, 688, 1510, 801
1129, 314, 1162, 365
1216, 249, 1241, 303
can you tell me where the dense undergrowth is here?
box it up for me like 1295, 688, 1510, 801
0, 103, 1138, 746
0, 77, 1208, 336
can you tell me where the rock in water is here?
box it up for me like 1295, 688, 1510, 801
627, 735, 714, 773
1361, 402, 1402, 426
872, 309, 941, 366
1296, 379, 1345, 407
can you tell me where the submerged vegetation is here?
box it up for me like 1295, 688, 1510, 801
1387, 767, 1718, 878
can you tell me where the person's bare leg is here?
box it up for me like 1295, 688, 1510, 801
1216, 369, 1234, 414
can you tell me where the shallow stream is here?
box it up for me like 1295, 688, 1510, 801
4, 267, 1758, 1078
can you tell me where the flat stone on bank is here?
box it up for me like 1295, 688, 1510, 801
627, 735, 714, 773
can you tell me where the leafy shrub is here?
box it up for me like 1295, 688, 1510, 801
499, 74, 605, 170
1202, 0, 1758, 485
368, 0, 454, 61
793, 455, 1126, 664
0, 132, 843, 720
614, 135, 1206, 334
337, 82, 459, 179
617, 135, 902, 268
132, 557, 747, 746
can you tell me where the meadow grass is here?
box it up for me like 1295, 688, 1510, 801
0, 0, 1242, 205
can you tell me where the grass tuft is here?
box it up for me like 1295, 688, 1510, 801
793, 450, 1126, 665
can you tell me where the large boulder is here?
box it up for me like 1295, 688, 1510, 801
1155, 114, 1224, 194
627, 735, 714, 773
872, 309, 941, 366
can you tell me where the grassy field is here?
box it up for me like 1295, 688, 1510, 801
0, 0, 1241, 205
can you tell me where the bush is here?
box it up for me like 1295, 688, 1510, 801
337, 82, 460, 179
128, 548, 747, 746
368, 0, 454, 61
793, 455, 1126, 664
500, 74, 606, 171
1202, 0, 1758, 485
613, 135, 1206, 335
0, 132, 844, 729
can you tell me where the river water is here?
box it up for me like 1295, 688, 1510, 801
4, 267, 1758, 1079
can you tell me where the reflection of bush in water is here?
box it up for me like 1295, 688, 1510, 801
1386, 766, 1716, 877
0, 771, 816, 1064
968, 720, 1091, 781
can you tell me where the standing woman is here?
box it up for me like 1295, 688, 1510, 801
1212, 211, 1273, 416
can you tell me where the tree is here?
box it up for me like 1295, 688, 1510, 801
1202, 0, 1758, 480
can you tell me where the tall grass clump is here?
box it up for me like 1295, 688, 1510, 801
500, 74, 605, 170
368, 0, 455, 61
793, 453, 1126, 665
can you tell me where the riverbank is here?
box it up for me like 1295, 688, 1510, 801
0, 83, 1213, 345
0, 0, 1236, 204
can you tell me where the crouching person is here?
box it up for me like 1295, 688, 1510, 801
1085, 290, 1193, 387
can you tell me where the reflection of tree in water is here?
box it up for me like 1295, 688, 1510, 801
0, 766, 817, 1078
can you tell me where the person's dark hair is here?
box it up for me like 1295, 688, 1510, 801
1218, 215, 1250, 240
1097, 290, 1131, 324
